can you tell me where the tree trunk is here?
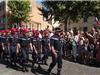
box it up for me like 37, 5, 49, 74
19, 21, 22, 27
17, 22, 19, 28
64, 19, 68, 32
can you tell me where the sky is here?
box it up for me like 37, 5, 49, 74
0, 0, 4, 2
36, 0, 43, 2
36, 0, 43, 4
36, 0, 43, 6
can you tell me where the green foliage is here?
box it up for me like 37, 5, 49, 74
41, 1, 100, 31
8, 0, 31, 26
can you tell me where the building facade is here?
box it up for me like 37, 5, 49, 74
0, 1, 5, 29
59, 16, 99, 31
28, 0, 52, 31
0, 0, 52, 30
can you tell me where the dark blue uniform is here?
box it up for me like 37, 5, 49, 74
2, 36, 10, 61
48, 35, 64, 75
0, 36, 3, 58
42, 37, 50, 64
18, 36, 31, 72
9, 35, 18, 64
31, 37, 38, 68
31, 37, 42, 68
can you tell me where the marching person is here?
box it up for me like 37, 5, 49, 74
2, 29, 10, 62
42, 30, 51, 65
31, 29, 38, 70
17, 28, 33, 72
8, 28, 18, 66
0, 30, 5, 59
31, 29, 42, 70
47, 27, 64, 75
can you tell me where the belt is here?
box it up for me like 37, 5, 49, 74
21, 47, 28, 49
21, 46, 28, 48
56, 51, 60, 53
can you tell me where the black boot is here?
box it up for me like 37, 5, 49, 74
22, 67, 25, 72
31, 62, 34, 69
47, 70, 51, 75
44, 60, 48, 65
37, 64, 42, 69
25, 67, 29, 72
14, 62, 17, 67
47, 68, 52, 75
57, 70, 61, 75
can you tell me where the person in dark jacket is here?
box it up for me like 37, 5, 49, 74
42, 30, 51, 65
16, 28, 33, 72
47, 27, 64, 75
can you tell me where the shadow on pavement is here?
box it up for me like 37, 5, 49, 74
0, 59, 23, 71
31, 67, 56, 75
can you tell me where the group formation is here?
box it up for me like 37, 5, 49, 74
0, 27, 100, 75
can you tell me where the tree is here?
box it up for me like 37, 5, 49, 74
41, 1, 100, 31
8, 0, 31, 27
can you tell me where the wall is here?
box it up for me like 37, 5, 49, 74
59, 16, 96, 31
0, 1, 5, 29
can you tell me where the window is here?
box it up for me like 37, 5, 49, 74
29, 5, 32, 12
0, 6, 1, 11
0, 17, 5, 23
2, 2, 5, 10
2, 17, 5, 23
0, 1, 5, 11
0, 18, 1, 23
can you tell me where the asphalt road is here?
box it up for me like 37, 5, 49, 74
0, 57, 100, 75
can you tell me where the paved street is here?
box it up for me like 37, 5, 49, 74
0, 57, 100, 75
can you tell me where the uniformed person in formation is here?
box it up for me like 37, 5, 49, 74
9, 28, 18, 66
17, 28, 33, 72
31, 29, 38, 70
47, 27, 64, 75
2, 29, 10, 62
42, 30, 51, 65
0, 30, 5, 59
31, 29, 42, 69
